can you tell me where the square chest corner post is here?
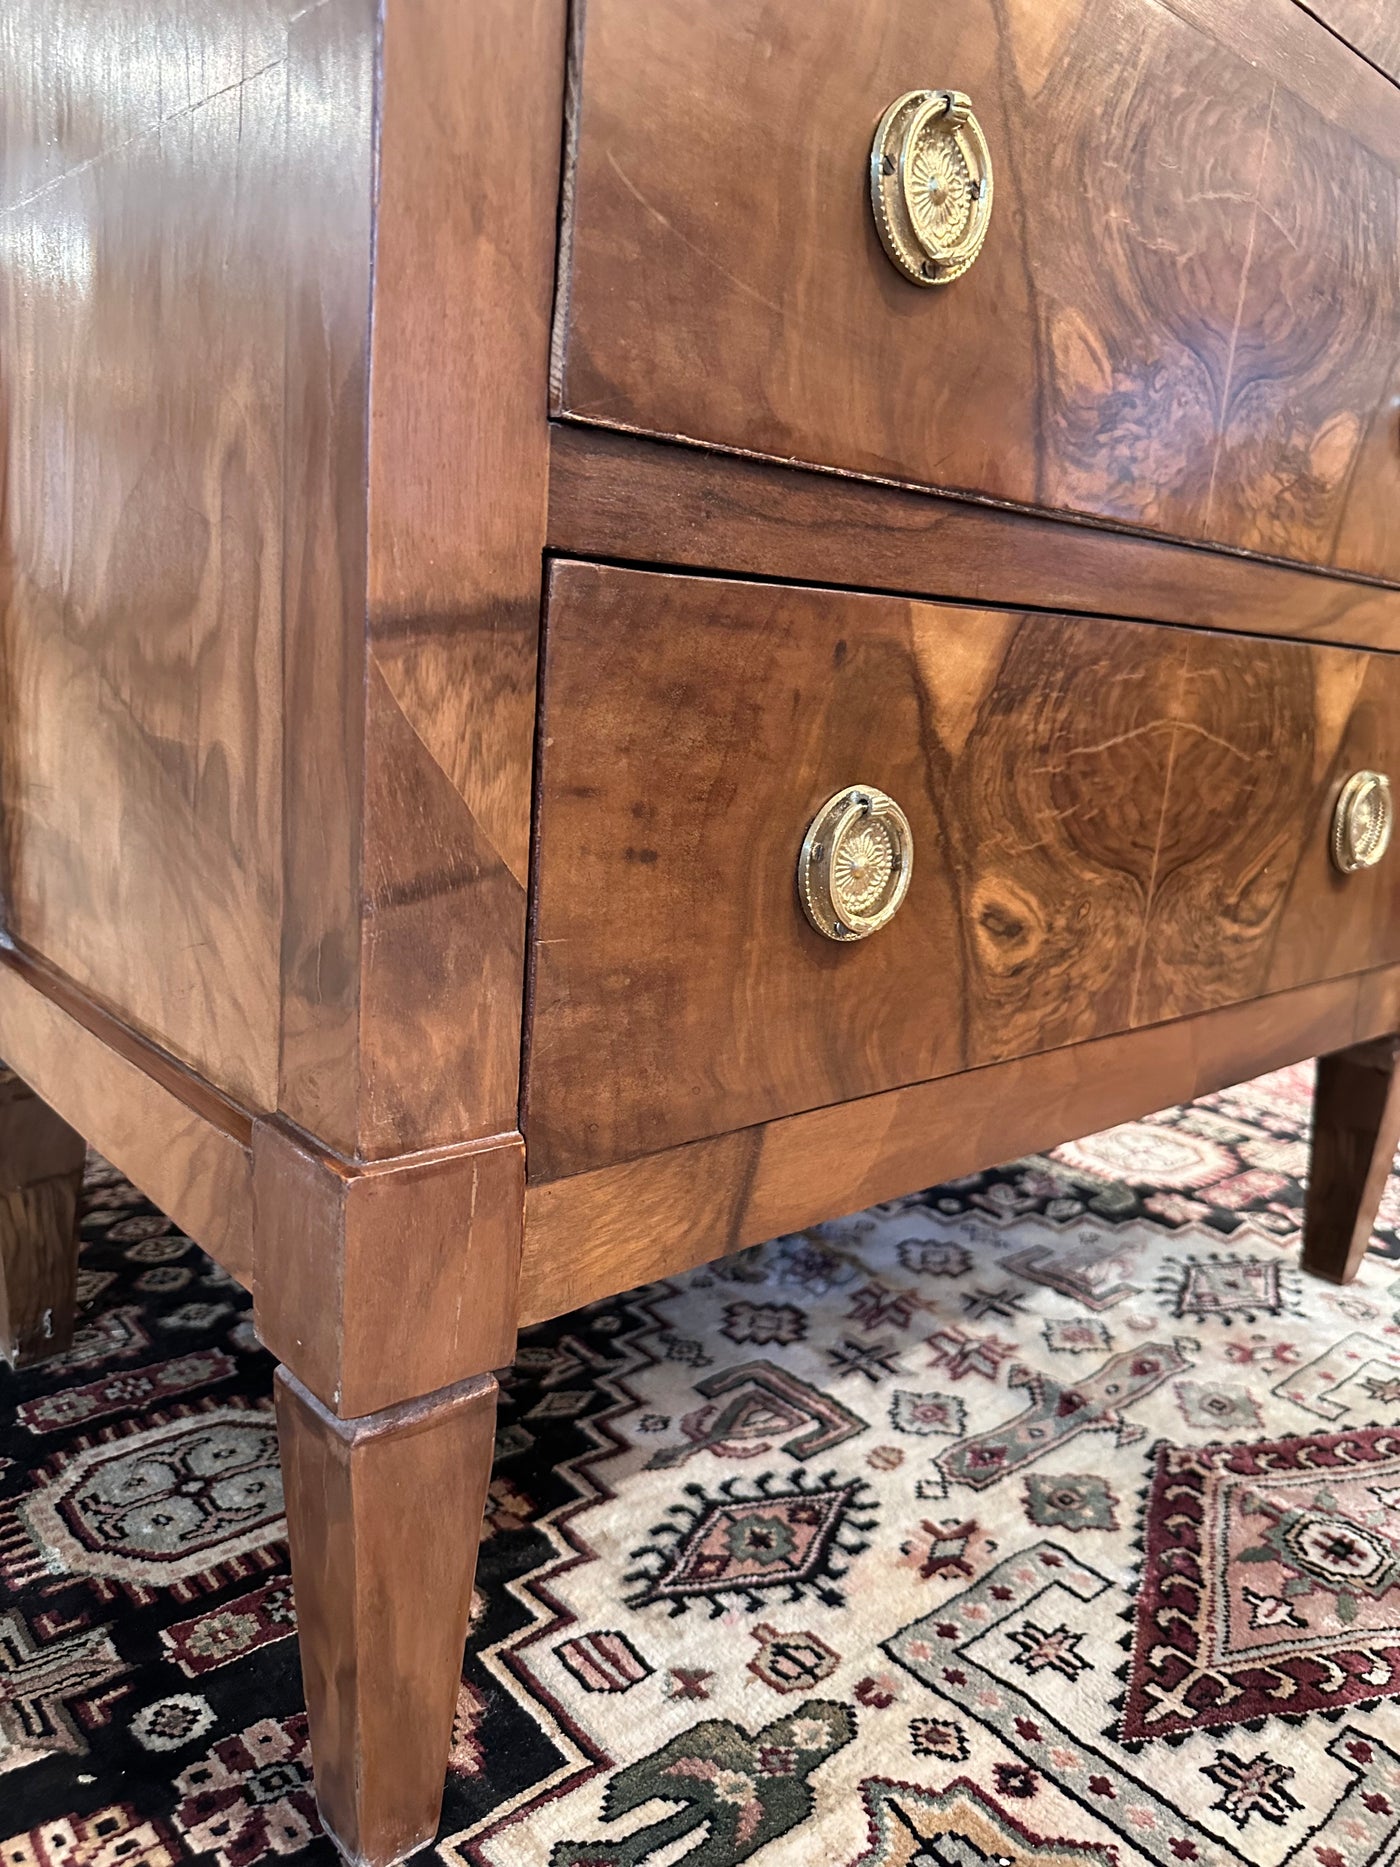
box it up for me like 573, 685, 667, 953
0, 1070, 85, 1369
248, 0, 567, 1859
1303, 1035, 1400, 1287
252, 1120, 523, 1867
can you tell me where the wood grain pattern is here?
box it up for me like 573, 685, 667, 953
276, 0, 373, 1149
252, 1119, 522, 1418
3, 0, 565, 1159
1135, 634, 1400, 1021
549, 427, 1400, 655
0, 947, 255, 1289
526, 564, 1400, 1180
279, 0, 565, 1159
555, 0, 1400, 578
0, 1, 296, 212
1301, 1035, 1400, 1283
1, 0, 286, 1108
1204, 76, 1400, 575
1295, 1, 1400, 83
276, 1368, 497, 1867
520, 962, 1400, 1322
0, 1069, 84, 1366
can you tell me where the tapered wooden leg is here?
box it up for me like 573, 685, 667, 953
1301, 1037, 1400, 1285
0, 1068, 85, 1367
275, 1366, 498, 1867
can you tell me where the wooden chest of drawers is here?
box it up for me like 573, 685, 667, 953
5, 0, 1400, 1856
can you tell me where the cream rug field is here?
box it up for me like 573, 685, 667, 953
2, 1060, 1399, 1867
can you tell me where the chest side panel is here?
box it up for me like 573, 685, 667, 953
0, 0, 291, 1107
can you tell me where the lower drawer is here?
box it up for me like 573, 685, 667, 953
525, 562, 1400, 1180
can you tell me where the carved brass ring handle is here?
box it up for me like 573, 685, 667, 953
870, 89, 993, 286
799, 786, 913, 942
1332, 770, 1393, 874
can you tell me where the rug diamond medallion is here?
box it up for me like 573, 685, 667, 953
1120, 1426, 1400, 1740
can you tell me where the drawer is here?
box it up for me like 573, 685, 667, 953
525, 563, 1400, 1181
553, 0, 1400, 579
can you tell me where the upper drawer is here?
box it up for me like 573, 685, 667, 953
553, 0, 1400, 579
526, 563, 1400, 1182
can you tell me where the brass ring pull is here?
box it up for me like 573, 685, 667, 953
870, 89, 994, 286
799, 786, 913, 942
1331, 770, 1393, 874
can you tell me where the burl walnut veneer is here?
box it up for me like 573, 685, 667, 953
5, 0, 1400, 1857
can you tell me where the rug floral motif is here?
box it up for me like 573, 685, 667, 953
2, 1061, 1399, 1867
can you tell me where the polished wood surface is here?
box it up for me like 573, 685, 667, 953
522, 963, 1400, 1321
1135, 633, 1400, 1022
0, 0, 566, 1156
556, 0, 1400, 578
0, 1070, 84, 1366
253, 1120, 522, 1418
7, 0, 1400, 1855
527, 563, 1400, 1179
276, 1368, 497, 1867
1300, 0, 1400, 81
0, 948, 255, 1289
1, 0, 287, 1108
279, 0, 565, 1159
275, 0, 372, 1148
1301, 1035, 1400, 1282
549, 426, 1400, 654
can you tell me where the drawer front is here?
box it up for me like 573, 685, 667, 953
526, 563, 1400, 1181
554, 0, 1400, 579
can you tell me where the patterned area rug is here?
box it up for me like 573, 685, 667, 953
3, 1062, 1400, 1867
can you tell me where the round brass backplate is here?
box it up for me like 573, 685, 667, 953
799, 786, 913, 942
870, 89, 993, 286
1331, 769, 1393, 874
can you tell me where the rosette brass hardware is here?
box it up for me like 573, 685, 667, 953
1331, 770, 1393, 874
799, 786, 913, 942
870, 89, 993, 286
